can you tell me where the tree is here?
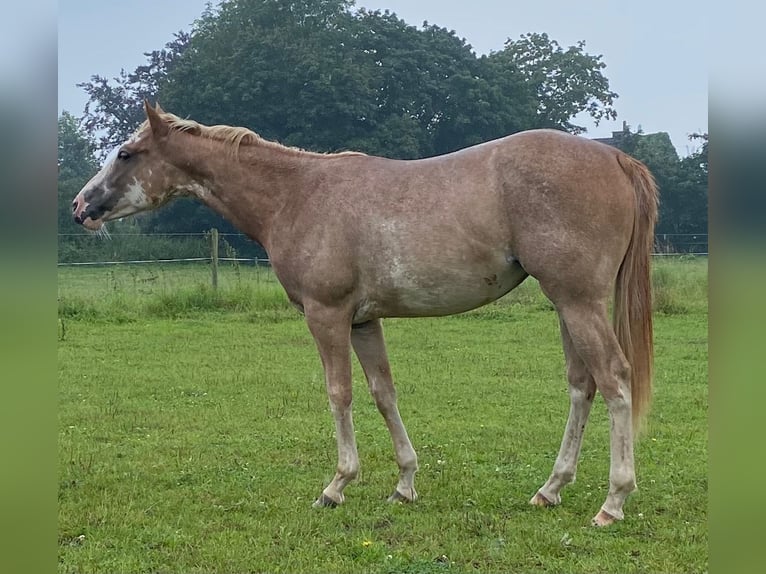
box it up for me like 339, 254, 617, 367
345, 10, 514, 157
487, 33, 617, 134
158, 0, 368, 150
58, 112, 99, 259
673, 133, 708, 239
81, 2, 621, 158
612, 125, 707, 249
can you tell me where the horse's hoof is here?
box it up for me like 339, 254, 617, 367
312, 493, 340, 508
591, 509, 619, 527
529, 491, 557, 507
387, 489, 416, 504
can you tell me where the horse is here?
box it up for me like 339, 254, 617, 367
73, 101, 658, 526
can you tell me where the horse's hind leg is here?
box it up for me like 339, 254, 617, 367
554, 300, 637, 526
531, 315, 596, 507
351, 319, 418, 502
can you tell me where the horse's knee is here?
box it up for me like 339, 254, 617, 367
327, 386, 352, 412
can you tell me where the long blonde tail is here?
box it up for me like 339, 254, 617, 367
614, 153, 659, 434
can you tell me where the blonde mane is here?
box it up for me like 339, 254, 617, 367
138, 112, 365, 158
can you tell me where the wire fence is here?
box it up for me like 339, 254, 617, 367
654, 233, 708, 256
58, 257, 270, 266
57, 231, 708, 267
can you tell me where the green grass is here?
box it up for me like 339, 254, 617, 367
58, 258, 707, 573
651, 257, 708, 316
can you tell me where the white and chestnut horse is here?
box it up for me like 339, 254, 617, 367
73, 102, 658, 526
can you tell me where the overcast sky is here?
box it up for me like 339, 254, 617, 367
59, 0, 707, 156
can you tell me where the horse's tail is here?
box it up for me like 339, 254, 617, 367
614, 153, 659, 435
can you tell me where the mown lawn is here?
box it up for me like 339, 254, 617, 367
58, 259, 707, 573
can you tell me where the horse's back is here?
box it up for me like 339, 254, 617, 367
280, 129, 638, 318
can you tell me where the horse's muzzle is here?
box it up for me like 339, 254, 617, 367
72, 193, 105, 230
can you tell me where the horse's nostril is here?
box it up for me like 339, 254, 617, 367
72, 199, 78, 212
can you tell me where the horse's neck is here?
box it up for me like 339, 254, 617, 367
173, 136, 309, 250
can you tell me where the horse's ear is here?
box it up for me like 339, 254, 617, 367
154, 101, 165, 114
144, 99, 169, 138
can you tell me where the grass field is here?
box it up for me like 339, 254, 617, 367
58, 258, 707, 573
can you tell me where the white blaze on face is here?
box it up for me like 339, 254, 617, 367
103, 145, 120, 167
98, 131, 140, 174
82, 145, 120, 194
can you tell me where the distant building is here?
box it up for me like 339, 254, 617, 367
592, 121, 631, 148
592, 122, 677, 160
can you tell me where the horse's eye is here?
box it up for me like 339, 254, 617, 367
117, 150, 131, 161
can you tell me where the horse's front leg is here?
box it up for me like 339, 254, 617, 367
351, 319, 418, 503
306, 304, 358, 507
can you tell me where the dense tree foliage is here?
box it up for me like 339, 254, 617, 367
62, 0, 706, 259
79, 0, 618, 157
485, 33, 617, 134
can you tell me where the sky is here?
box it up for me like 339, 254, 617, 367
58, 0, 708, 156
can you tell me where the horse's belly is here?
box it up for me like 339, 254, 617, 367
355, 258, 527, 322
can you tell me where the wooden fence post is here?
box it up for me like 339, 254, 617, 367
210, 228, 219, 289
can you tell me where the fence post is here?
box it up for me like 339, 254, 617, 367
210, 228, 219, 290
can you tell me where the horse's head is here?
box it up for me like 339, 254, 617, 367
72, 101, 190, 231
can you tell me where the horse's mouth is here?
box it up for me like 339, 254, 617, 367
73, 208, 106, 231
73, 193, 109, 231
81, 217, 104, 231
